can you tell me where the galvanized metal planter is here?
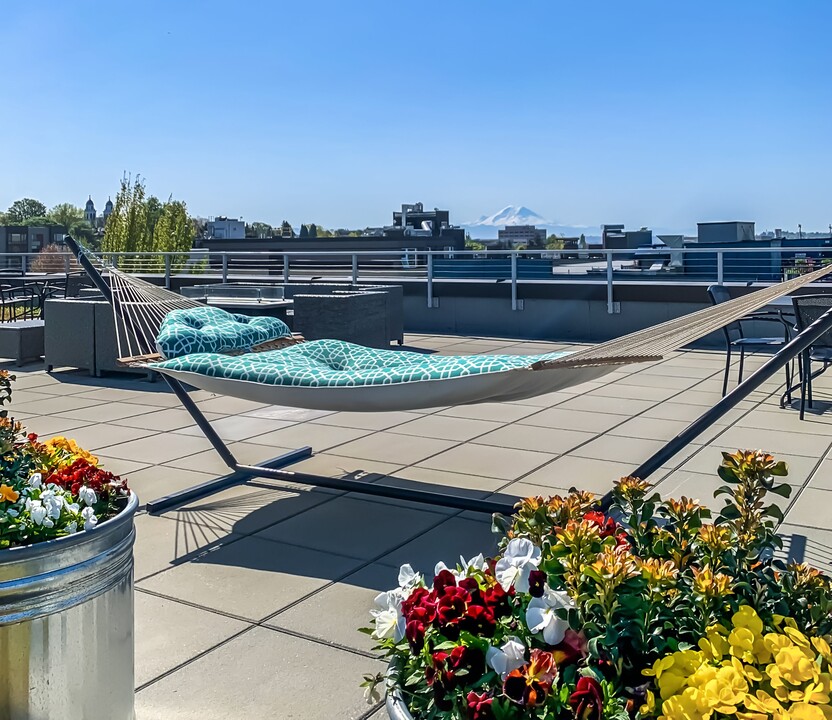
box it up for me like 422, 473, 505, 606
0, 492, 138, 720
386, 686, 415, 720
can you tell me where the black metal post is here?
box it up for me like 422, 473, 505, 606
65, 236, 113, 303
627, 306, 832, 484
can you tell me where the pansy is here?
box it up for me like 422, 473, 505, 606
486, 636, 526, 679
397, 564, 423, 598
81, 506, 98, 532
526, 586, 574, 645
370, 591, 405, 642
494, 538, 541, 592
28, 473, 43, 489
78, 486, 98, 507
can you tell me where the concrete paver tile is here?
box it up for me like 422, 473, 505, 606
135, 627, 382, 720
134, 592, 248, 687
137, 536, 363, 621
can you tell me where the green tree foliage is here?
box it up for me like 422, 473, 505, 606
145, 196, 164, 240
299, 224, 309, 238
546, 234, 565, 250
307, 223, 318, 237
578, 233, 587, 250
279, 221, 295, 238
48, 203, 83, 230
246, 222, 273, 238
102, 176, 149, 270
152, 200, 192, 270
6, 198, 47, 224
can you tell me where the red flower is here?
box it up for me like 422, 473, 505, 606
449, 645, 485, 679
402, 587, 436, 618
503, 649, 557, 707
460, 603, 496, 637
528, 569, 546, 597
583, 511, 618, 538
466, 691, 494, 720
436, 585, 470, 630
433, 569, 458, 594
27, 432, 38, 443
551, 629, 588, 667
481, 582, 512, 617
569, 676, 604, 720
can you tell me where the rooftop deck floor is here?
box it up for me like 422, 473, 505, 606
6, 333, 832, 719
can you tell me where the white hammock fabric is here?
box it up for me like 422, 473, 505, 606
87, 251, 832, 412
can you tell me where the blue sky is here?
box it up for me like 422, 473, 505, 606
2, 1, 830, 233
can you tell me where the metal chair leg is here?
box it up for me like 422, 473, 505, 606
738, 348, 745, 385
800, 350, 809, 420
722, 345, 732, 397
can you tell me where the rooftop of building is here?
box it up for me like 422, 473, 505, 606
6, 331, 831, 719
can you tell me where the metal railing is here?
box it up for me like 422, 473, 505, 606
3, 245, 832, 313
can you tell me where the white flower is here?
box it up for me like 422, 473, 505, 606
369, 591, 405, 641
40, 490, 63, 520
66, 521, 78, 534
64, 498, 80, 513
494, 538, 541, 592
486, 637, 527, 679
6, 508, 18, 518
397, 564, 422, 598
434, 553, 489, 582
526, 587, 574, 645
78, 486, 97, 507
28, 473, 42, 489
81, 507, 98, 532
30, 502, 47, 526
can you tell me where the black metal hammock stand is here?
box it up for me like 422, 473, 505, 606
64, 238, 832, 516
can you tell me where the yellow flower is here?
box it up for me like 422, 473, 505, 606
733, 606, 764, 637
700, 664, 748, 713
44, 436, 98, 467
640, 689, 657, 716
659, 687, 711, 720
698, 524, 732, 554
0, 483, 19, 503
698, 626, 730, 662
769, 645, 819, 686
811, 636, 832, 662
693, 566, 734, 599
613, 475, 651, 502
788, 703, 828, 720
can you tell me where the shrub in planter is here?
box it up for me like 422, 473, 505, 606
364, 450, 832, 720
0, 371, 131, 548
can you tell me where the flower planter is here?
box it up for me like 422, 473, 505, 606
0, 492, 138, 720
386, 688, 413, 720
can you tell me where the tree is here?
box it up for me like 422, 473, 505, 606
102, 176, 149, 264
546, 234, 565, 250
578, 233, 587, 250
6, 198, 47, 224
279, 221, 295, 238
152, 199, 192, 269
145, 196, 164, 240
247, 222, 273, 238
48, 203, 84, 231
307, 223, 318, 238
299, 224, 309, 238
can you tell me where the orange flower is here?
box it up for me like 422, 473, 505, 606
0, 484, 20, 503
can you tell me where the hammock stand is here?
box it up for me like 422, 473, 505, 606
64, 238, 832, 516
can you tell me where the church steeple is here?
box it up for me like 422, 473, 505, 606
84, 196, 96, 224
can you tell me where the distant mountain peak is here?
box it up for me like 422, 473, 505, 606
466, 205, 551, 227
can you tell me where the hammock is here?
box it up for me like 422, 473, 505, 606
86, 249, 832, 412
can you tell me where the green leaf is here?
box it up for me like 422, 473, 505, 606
763, 505, 785, 521
768, 483, 792, 498
719, 505, 741, 520
771, 462, 789, 476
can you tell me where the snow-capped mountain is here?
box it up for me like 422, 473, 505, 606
462, 205, 599, 242
467, 205, 551, 229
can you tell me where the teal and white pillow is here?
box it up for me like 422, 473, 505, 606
156, 306, 290, 359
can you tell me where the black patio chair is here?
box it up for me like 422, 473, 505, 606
791, 294, 832, 420
0, 286, 39, 321
707, 285, 792, 397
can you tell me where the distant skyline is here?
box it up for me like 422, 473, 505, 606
1, 1, 831, 234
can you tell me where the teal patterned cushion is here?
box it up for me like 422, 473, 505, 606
156, 307, 291, 359
151, 339, 570, 387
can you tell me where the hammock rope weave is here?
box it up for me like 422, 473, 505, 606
81, 247, 832, 372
